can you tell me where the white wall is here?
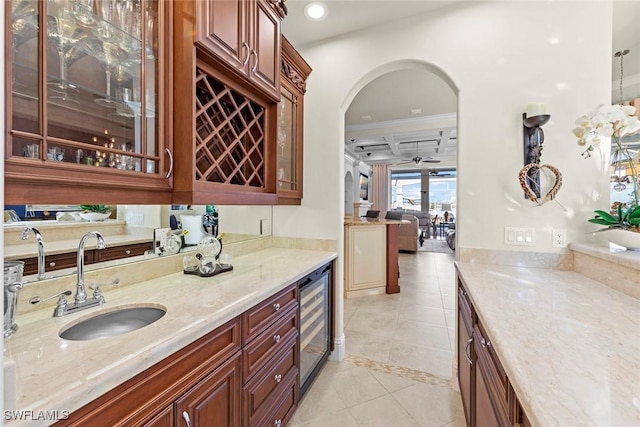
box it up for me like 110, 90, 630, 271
272, 1, 612, 355
274, 1, 612, 252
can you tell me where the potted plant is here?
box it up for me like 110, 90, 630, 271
78, 205, 112, 222
574, 104, 640, 249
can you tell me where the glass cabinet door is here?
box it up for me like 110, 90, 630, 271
9, 0, 160, 174
277, 86, 297, 192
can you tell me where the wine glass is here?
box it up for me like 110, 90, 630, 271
81, 38, 129, 108
72, 0, 97, 28
46, 4, 88, 104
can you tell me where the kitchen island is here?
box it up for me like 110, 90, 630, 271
3, 247, 337, 426
343, 218, 405, 297
456, 247, 640, 426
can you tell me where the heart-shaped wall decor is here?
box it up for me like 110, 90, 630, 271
518, 163, 563, 205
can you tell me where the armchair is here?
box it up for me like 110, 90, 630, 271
398, 214, 419, 252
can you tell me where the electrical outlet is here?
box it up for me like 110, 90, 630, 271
260, 219, 272, 236
552, 228, 567, 248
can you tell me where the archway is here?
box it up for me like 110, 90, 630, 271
341, 59, 459, 251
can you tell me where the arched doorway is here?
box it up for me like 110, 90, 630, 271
341, 60, 459, 253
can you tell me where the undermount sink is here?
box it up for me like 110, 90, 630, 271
59, 305, 167, 341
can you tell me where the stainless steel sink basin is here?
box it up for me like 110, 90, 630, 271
59, 305, 167, 341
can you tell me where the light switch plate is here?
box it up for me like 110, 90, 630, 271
505, 227, 535, 246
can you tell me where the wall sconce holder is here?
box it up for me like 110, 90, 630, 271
523, 113, 550, 199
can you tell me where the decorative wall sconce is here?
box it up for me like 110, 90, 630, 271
522, 103, 550, 199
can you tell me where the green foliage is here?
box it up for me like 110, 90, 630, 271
80, 205, 111, 214
589, 205, 640, 230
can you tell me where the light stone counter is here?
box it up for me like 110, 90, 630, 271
455, 262, 640, 427
4, 233, 153, 259
343, 218, 405, 226
3, 247, 337, 426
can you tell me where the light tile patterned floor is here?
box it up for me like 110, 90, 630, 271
290, 251, 466, 427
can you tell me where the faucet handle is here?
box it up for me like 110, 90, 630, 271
30, 290, 72, 317
89, 277, 120, 303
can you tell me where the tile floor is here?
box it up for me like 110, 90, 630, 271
290, 251, 465, 427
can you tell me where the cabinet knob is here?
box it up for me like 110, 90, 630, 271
274, 420, 282, 427
125, 250, 131, 255
273, 334, 281, 343
273, 303, 280, 311
481, 338, 491, 348
274, 374, 282, 383
182, 411, 192, 427
49, 262, 56, 267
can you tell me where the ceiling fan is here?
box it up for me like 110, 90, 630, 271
394, 141, 440, 165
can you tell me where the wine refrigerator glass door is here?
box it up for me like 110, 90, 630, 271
299, 266, 331, 397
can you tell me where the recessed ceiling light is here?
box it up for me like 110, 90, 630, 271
304, 2, 328, 21
411, 108, 423, 115
361, 115, 372, 121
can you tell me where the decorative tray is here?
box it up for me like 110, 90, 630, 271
183, 263, 233, 278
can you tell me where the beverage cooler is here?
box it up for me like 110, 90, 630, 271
298, 263, 333, 397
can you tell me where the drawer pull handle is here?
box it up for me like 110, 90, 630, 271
125, 250, 131, 255
464, 336, 473, 365
273, 303, 280, 311
481, 338, 491, 348
182, 411, 192, 427
274, 420, 282, 427
273, 334, 281, 343
49, 262, 56, 267
274, 373, 282, 383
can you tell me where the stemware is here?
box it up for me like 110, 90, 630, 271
81, 38, 129, 107
72, 0, 97, 28
46, 6, 88, 104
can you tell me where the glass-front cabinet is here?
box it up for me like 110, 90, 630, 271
277, 36, 311, 205
6, 0, 172, 204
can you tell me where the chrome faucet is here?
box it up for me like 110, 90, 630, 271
21, 227, 46, 280
75, 231, 106, 305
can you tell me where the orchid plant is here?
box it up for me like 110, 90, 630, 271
573, 104, 640, 231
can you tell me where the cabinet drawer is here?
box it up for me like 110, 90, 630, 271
474, 324, 508, 420
242, 284, 298, 345
251, 373, 297, 427
458, 281, 474, 333
22, 251, 91, 275
243, 334, 298, 423
94, 242, 152, 262
243, 306, 298, 382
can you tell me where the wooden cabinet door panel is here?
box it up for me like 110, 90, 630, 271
176, 352, 242, 427
140, 405, 174, 427
457, 311, 473, 426
250, 0, 281, 100
195, 0, 248, 75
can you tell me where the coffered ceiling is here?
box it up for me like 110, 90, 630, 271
281, 1, 640, 168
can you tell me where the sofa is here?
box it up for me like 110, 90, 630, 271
398, 214, 419, 252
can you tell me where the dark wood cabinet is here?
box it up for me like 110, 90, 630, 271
176, 352, 242, 427
173, 0, 280, 205
5, 0, 174, 205
140, 405, 174, 427
20, 242, 151, 276
195, 0, 283, 102
457, 278, 530, 427
241, 283, 299, 427
54, 317, 241, 426
276, 36, 312, 205
93, 241, 152, 262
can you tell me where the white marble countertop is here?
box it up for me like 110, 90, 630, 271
455, 262, 640, 427
3, 247, 337, 426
